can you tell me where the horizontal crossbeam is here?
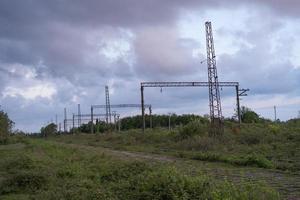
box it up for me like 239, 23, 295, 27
74, 113, 119, 118
141, 81, 238, 87
92, 104, 151, 109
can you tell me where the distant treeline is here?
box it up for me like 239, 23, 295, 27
121, 114, 209, 130
74, 114, 208, 134
33, 106, 300, 136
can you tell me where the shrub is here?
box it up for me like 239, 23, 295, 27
268, 124, 280, 134
229, 154, 274, 169
213, 180, 280, 200
0, 172, 47, 194
177, 120, 208, 140
0, 110, 14, 144
239, 132, 261, 145
175, 136, 214, 151
113, 167, 212, 200
4, 155, 35, 172
192, 152, 222, 162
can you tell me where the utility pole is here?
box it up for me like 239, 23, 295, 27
117, 115, 121, 132
91, 106, 94, 134
149, 106, 153, 129
168, 113, 171, 131
59, 123, 61, 132
141, 85, 145, 132
55, 114, 58, 128
205, 21, 223, 136
64, 108, 67, 132
274, 106, 277, 122
236, 87, 249, 124
72, 113, 75, 134
78, 104, 81, 127
105, 85, 111, 124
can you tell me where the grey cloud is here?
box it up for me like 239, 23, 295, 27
133, 26, 202, 79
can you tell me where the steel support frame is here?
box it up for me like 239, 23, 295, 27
105, 86, 112, 123
205, 21, 223, 136
140, 81, 248, 132
236, 88, 249, 124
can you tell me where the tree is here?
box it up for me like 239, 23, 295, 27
0, 110, 14, 143
240, 106, 260, 123
41, 123, 57, 137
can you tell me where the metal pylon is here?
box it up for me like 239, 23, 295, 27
105, 85, 111, 123
205, 21, 223, 136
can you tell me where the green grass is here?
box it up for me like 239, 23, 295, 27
51, 122, 300, 172
0, 136, 280, 200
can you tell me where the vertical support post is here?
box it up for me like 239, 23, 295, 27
114, 113, 117, 131
64, 108, 67, 132
78, 104, 81, 127
168, 114, 171, 131
236, 85, 241, 124
118, 115, 121, 132
105, 86, 111, 124
274, 106, 277, 122
55, 114, 58, 128
91, 106, 94, 134
205, 21, 223, 136
149, 106, 152, 129
72, 114, 75, 134
141, 85, 145, 132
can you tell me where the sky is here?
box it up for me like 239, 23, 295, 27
0, 0, 300, 132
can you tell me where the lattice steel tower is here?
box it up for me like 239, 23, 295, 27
205, 21, 223, 135
105, 85, 112, 123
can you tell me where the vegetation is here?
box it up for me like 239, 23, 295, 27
74, 108, 272, 134
0, 136, 280, 199
40, 123, 57, 137
1, 109, 299, 199
0, 110, 14, 144
240, 106, 271, 123
74, 114, 209, 133
54, 119, 300, 172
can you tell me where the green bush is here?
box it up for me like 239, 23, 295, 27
0, 110, 14, 144
0, 172, 47, 194
268, 124, 280, 134
175, 135, 215, 151
4, 155, 35, 172
177, 120, 208, 140
192, 152, 222, 162
112, 167, 212, 200
213, 180, 280, 200
238, 128, 262, 145
229, 154, 274, 169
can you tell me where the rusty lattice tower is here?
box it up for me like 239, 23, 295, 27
105, 85, 111, 123
205, 21, 223, 135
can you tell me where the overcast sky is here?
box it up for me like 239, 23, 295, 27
0, 0, 300, 132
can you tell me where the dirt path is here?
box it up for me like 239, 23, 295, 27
55, 141, 300, 200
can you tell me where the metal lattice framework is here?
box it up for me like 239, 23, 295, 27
77, 104, 81, 127
205, 21, 223, 135
140, 81, 249, 132
141, 82, 238, 87
105, 86, 111, 123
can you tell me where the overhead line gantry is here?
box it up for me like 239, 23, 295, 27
140, 81, 248, 132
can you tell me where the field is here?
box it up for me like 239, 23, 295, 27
0, 121, 300, 199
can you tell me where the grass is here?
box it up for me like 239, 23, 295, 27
0, 136, 281, 200
51, 122, 300, 172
